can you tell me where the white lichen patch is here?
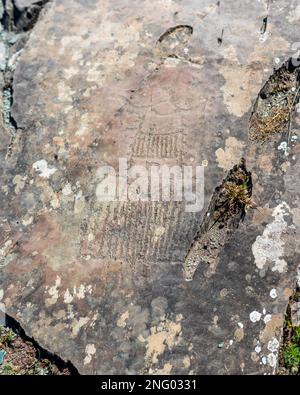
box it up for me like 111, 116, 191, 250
74, 284, 92, 299
267, 352, 277, 368
33, 160, 57, 178
263, 314, 272, 324
117, 310, 129, 328
252, 202, 290, 273
255, 345, 262, 354
63, 284, 92, 304
13, 175, 27, 194
153, 226, 166, 243
62, 183, 73, 196
90, 313, 99, 329
0, 240, 12, 257
77, 284, 86, 299
45, 276, 61, 307
75, 114, 90, 137
50, 194, 60, 209
57, 81, 75, 103
182, 356, 191, 369
258, 338, 280, 370
66, 305, 75, 320
22, 214, 33, 226
64, 289, 73, 304
287, 4, 300, 22
250, 311, 262, 323
270, 289, 277, 299
64, 66, 79, 80
267, 337, 280, 353
84, 344, 96, 365
1, 185, 8, 195
71, 316, 89, 337
278, 141, 289, 156
88, 233, 95, 242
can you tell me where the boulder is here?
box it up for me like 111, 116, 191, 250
0, 0, 300, 374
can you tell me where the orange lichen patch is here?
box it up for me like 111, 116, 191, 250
259, 314, 283, 343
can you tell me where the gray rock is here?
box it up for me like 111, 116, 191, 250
0, 0, 300, 375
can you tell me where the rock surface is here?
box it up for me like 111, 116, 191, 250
14, 1, 38, 10
0, 0, 300, 374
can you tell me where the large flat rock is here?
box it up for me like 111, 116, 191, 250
0, 0, 300, 374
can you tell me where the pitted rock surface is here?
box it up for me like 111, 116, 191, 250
0, 0, 300, 374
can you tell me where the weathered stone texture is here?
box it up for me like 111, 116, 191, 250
0, 0, 300, 374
